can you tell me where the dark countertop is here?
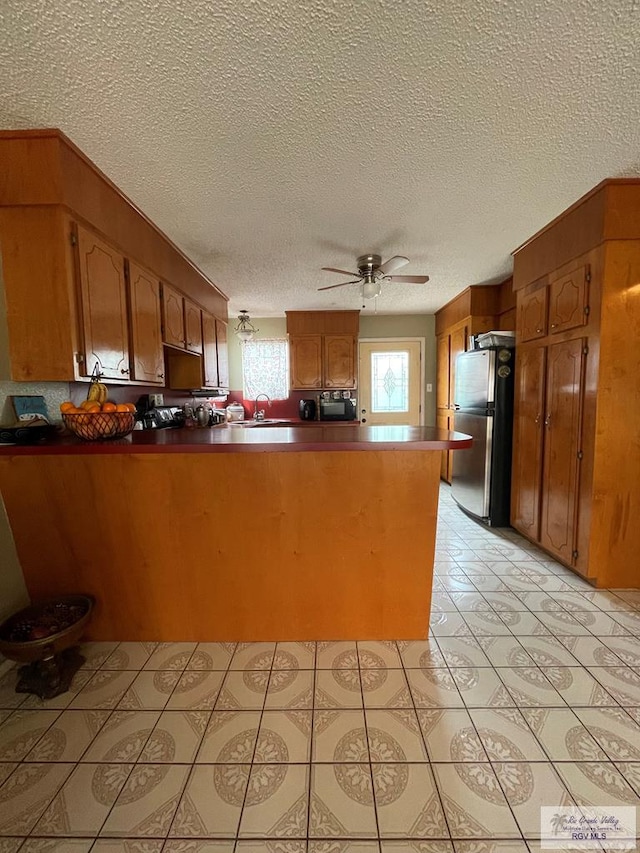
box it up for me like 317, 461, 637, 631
0, 424, 472, 455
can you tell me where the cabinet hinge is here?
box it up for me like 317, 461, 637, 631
70, 232, 77, 247
572, 550, 579, 560
577, 450, 583, 460
584, 305, 590, 316
74, 352, 84, 364
585, 269, 591, 283
582, 345, 589, 356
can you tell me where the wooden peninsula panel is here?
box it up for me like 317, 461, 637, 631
0, 449, 441, 641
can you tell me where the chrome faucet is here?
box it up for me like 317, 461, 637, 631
253, 394, 272, 420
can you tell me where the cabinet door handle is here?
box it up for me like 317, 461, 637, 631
120, 368, 130, 375
536, 327, 543, 333
534, 413, 541, 425
157, 373, 164, 379
544, 413, 551, 427
550, 323, 557, 329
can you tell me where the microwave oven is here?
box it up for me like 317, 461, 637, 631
319, 398, 357, 421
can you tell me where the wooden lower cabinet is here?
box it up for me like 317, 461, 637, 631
539, 338, 585, 564
511, 338, 586, 570
437, 410, 452, 481
511, 345, 546, 539
75, 224, 130, 380
128, 261, 164, 384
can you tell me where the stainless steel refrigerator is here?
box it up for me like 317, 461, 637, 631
451, 346, 515, 526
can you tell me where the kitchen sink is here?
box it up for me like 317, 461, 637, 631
227, 419, 297, 427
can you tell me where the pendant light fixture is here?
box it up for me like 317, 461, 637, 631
234, 310, 259, 342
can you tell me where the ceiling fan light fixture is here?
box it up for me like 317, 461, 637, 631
362, 279, 382, 299
234, 310, 258, 341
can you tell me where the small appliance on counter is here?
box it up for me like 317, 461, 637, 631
299, 399, 317, 421
136, 396, 186, 430
225, 402, 245, 422
319, 393, 357, 421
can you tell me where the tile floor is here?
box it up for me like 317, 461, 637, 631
0, 485, 639, 852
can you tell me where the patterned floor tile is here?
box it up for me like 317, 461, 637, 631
100, 763, 190, 837
215, 672, 268, 711
451, 667, 514, 708
26, 709, 110, 761
366, 709, 429, 762
358, 642, 402, 669
186, 643, 236, 671
316, 642, 358, 670
372, 762, 448, 838
571, 707, 640, 761
435, 637, 492, 668
0, 710, 60, 761
315, 670, 363, 708
118, 670, 181, 710
552, 762, 640, 808
166, 670, 225, 711
142, 643, 197, 671
102, 644, 158, 671
600, 636, 640, 667
496, 667, 566, 707
140, 711, 209, 763
170, 764, 249, 837
492, 762, 575, 839
614, 762, 640, 796
33, 763, 133, 836
21, 840, 95, 852
429, 613, 473, 638
384, 842, 454, 853
19, 670, 94, 711
78, 642, 119, 670
586, 666, 640, 705
312, 710, 368, 763
520, 708, 607, 761
417, 709, 487, 762
555, 636, 619, 667
255, 711, 312, 763
82, 710, 159, 762
238, 764, 308, 837
431, 763, 521, 839
309, 764, 377, 838
398, 640, 446, 669
361, 670, 412, 709
69, 670, 138, 710
273, 642, 316, 670
0, 763, 75, 835
265, 669, 313, 710
462, 612, 513, 637
475, 638, 534, 667
542, 667, 617, 706
405, 669, 464, 708
164, 841, 234, 853
229, 643, 276, 671
196, 711, 260, 763
0, 764, 16, 787
467, 708, 547, 762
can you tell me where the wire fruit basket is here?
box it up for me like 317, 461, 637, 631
63, 411, 135, 440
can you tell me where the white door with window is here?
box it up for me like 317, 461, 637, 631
358, 340, 423, 425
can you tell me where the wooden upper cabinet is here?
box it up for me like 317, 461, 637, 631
290, 335, 323, 389
518, 283, 549, 342
162, 283, 186, 348
75, 225, 130, 380
539, 337, 586, 565
184, 298, 203, 354
215, 320, 229, 388
511, 345, 546, 539
449, 324, 467, 405
202, 311, 218, 388
436, 335, 450, 410
549, 266, 589, 335
324, 335, 356, 388
128, 261, 164, 385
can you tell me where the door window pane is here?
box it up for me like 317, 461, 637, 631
371, 351, 410, 412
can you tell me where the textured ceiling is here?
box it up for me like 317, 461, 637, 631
1, 1, 639, 317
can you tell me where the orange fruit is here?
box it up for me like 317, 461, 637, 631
115, 404, 130, 413
85, 403, 101, 413
101, 402, 117, 413
60, 401, 75, 413
124, 403, 136, 413
80, 400, 96, 411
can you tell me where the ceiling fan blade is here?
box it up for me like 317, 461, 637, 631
384, 274, 430, 283
317, 279, 362, 291
321, 266, 358, 276
378, 255, 410, 275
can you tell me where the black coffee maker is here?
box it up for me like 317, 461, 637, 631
299, 399, 317, 421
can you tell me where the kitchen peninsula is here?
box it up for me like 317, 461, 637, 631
0, 426, 471, 641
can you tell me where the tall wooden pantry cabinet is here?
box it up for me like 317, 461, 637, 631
511, 179, 640, 588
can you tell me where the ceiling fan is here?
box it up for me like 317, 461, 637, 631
318, 254, 429, 299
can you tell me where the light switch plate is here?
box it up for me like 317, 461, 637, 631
150, 393, 164, 407
426, 383, 433, 393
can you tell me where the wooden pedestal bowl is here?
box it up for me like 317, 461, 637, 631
0, 595, 94, 699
